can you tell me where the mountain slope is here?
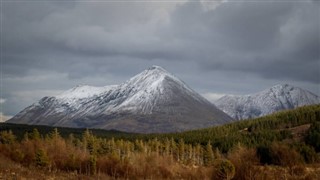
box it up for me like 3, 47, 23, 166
215, 84, 320, 120
8, 66, 233, 133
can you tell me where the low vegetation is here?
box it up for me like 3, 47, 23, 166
0, 104, 320, 179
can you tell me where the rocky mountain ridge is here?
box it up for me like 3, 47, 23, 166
215, 84, 320, 120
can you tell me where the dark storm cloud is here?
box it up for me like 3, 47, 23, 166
1, 0, 319, 116
166, 1, 319, 83
3, 1, 181, 77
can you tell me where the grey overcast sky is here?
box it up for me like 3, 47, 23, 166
1, 0, 319, 120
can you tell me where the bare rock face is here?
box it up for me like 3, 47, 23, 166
8, 66, 233, 133
215, 84, 320, 120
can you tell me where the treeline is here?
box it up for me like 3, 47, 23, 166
3, 104, 319, 152
0, 128, 235, 179
0, 123, 135, 141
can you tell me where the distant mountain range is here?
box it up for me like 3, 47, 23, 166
8, 66, 232, 133
215, 84, 320, 120
7, 66, 319, 133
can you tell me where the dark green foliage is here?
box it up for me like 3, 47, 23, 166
30, 128, 41, 140
257, 146, 272, 165
257, 143, 303, 166
0, 123, 135, 141
296, 143, 318, 163
83, 129, 97, 155
35, 149, 49, 167
305, 122, 320, 152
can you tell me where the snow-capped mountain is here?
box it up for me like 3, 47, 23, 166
215, 84, 320, 120
8, 66, 233, 133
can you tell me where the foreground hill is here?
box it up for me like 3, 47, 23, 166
1, 104, 320, 179
215, 84, 320, 120
7, 66, 232, 133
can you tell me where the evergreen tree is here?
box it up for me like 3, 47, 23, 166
89, 155, 97, 175
178, 139, 185, 162
0, 130, 16, 144
35, 148, 49, 167
30, 128, 41, 140
50, 128, 60, 140
204, 141, 214, 166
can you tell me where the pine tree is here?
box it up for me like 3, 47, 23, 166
82, 129, 97, 155
35, 148, 49, 167
194, 143, 203, 165
89, 155, 97, 175
30, 128, 41, 140
178, 139, 185, 162
50, 128, 60, 140
203, 141, 214, 166
0, 130, 16, 144
164, 138, 171, 156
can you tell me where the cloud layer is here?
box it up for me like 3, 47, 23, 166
2, 0, 319, 116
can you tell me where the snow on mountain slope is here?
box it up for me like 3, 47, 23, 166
8, 66, 233, 133
107, 66, 206, 114
56, 85, 116, 100
215, 84, 320, 120
55, 85, 117, 108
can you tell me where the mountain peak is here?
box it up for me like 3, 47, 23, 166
144, 65, 171, 78
126, 66, 178, 86
216, 84, 320, 120
271, 84, 292, 90
148, 65, 166, 71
